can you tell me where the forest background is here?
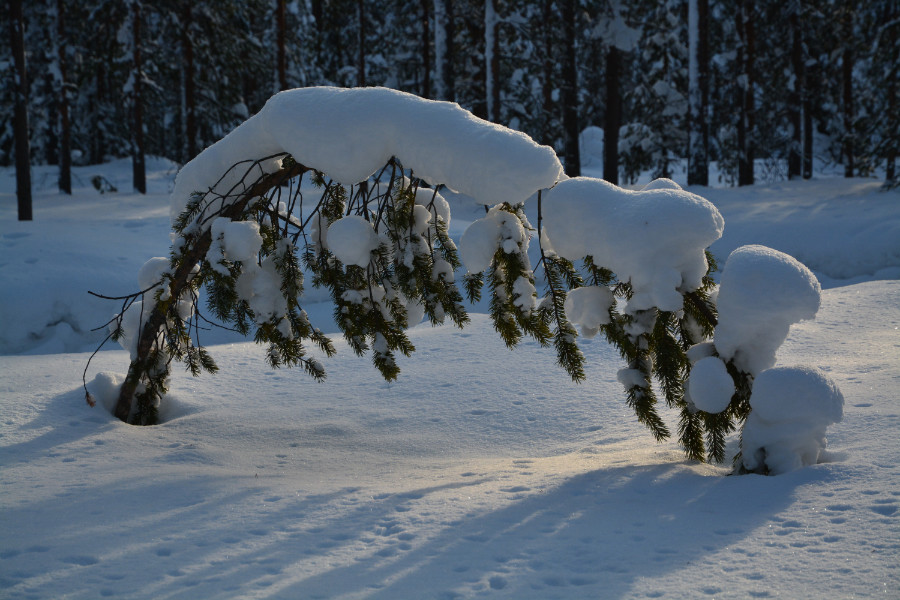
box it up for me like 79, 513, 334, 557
3, 0, 899, 209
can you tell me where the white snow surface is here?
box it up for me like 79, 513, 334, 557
542, 177, 724, 314
171, 87, 563, 225
1, 159, 899, 600
714, 245, 821, 375
742, 366, 845, 475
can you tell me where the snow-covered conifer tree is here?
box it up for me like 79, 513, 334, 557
91, 87, 842, 474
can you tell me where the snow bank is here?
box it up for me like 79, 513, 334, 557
542, 177, 724, 313
741, 366, 844, 475
714, 245, 821, 375
171, 87, 563, 225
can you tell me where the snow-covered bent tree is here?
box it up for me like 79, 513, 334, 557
89, 87, 842, 474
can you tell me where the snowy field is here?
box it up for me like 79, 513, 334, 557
1, 158, 899, 599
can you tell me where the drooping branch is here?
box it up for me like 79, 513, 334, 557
113, 160, 309, 421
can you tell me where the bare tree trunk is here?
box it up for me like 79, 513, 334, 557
9, 0, 32, 220
276, 0, 287, 91
57, 0, 72, 194
787, 7, 802, 180
561, 0, 580, 177
736, 0, 754, 187
484, 0, 500, 122
541, 0, 553, 145
433, 0, 455, 101
803, 90, 813, 179
603, 45, 622, 185
421, 0, 431, 98
842, 37, 854, 178
181, 3, 197, 163
132, 1, 146, 194
356, 0, 366, 87
687, 0, 709, 186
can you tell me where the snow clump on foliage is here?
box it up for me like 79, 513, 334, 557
713, 245, 821, 375
326, 216, 382, 268
687, 356, 735, 414
741, 366, 844, 474
170, 86, 563, 225
541, 177, 724, 314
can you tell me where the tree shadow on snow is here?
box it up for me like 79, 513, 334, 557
281, 462, 821, 599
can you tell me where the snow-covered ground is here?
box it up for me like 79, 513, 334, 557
1, 158, 898, 599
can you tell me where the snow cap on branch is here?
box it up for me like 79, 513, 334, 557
171, 87, 563, 225
714, 245, 821, 375
541, 177, 724, 313
741, 366, 844, 475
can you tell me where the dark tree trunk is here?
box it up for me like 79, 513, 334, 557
421, 0, 431, 98
541, 0, 553, 145
687, 0, 709, 186
433, 0, 455, 101
788, 8, 802, 180
736, 0, 755, 187
842, 42, 854, 178
132, 1, 146, 194
181, 3, 197, 163
57, 0, 72, 194
561, 0, 580, 177
485, 0, 500, 122
885, 2, 897, 185
311, 0, 323, 61
9, 0, 32, 220
803, 91, 813, 179
276, 0, 287, 91
357, 0, 365, 87
603, 46, 622, 185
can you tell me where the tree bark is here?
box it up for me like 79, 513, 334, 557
9, 0, 32, 220
561, 0, 580, 177
356, 0, 366, 87
433, 0, 455, 101
114, 160, 309, 422
540, 0, 553, 146
181, 3, 197, 163
787, 7, 802, 180
736, 0, 755, 187
485, 0, 500, 123
132, 1, 146, 194
56, 0, 72, 194
421, 0, 431, 98
842, 20, 854, 178
276, 0, 287, 91
603, 46, 622, 185
687, 0, 709, 186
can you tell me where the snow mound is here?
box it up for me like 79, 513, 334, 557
171, 87, 563, 225
687, 356, 734, 414
741, 366, 844, 475
542, 177, 724, 313
714, 245, 821, 375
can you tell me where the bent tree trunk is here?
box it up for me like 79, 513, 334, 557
114, 161, 308, 422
